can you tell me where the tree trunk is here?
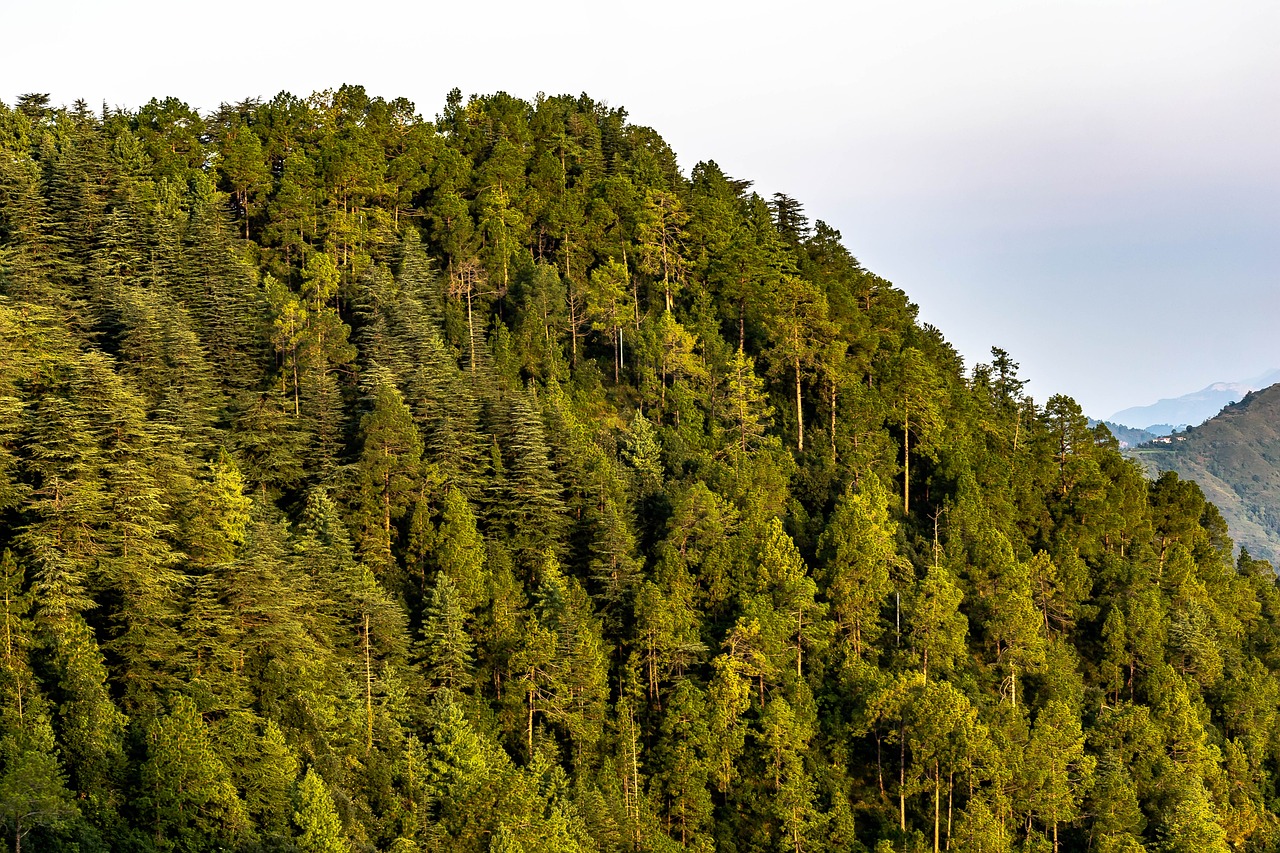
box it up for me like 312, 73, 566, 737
383, 470, 392, 537
875, 726, 885, 794
662, 230, 671, 311
934, 762, 941, 853
739, 297, 746, 352
795, 357, 804, 452
569, 297, 578, 367
830, 380, 837, 460
466, 285, 476, 373
796, 606, 804, 676
947, 772, 954, 851
527, 680, 535, 759
903, 406, 910, 512
364, 613, 373, 754
899, 725, 907, 831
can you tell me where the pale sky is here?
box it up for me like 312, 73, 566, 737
4, 0, 1277, 417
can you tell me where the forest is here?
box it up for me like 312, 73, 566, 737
0, 86, 1277, 853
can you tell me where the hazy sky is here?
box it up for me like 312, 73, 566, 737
4, 0, 1277, 418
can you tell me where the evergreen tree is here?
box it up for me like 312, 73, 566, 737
353, 373, 426, 575
139, 695, 247, 851
420, 573, 475, 695
295, 766, 349, 853
819, 474, 904, 659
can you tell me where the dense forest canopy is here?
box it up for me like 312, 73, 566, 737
0, 85, 1276, 853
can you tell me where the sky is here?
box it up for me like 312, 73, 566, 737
3, 0, 1277, 418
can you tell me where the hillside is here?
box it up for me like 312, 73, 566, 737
1135, 383, 1280, 563
0, 88, 1277, 853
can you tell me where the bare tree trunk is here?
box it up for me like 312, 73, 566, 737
568, 291, 579, 367
364, 613, 374, 754
830, 380, 837, 459
796, 607, 803, 676
875, 726, 885, 795
383, 470, 391, 537
903, 407, 910, 512
947, 772, 954, 851
934, 762, 941, 853
900, 725, 907, 831
795, 358, 804, 452
527, 681, 535, 759
466, 286, 476, 373
739, 297, 746, 351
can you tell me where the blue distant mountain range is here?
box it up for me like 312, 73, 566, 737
1107, 368, 1280, 432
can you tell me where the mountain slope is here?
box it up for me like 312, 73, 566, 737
3, 89, 1279, 853
1134, 383, 1280, 562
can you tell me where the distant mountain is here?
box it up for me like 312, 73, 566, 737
1089, 419, 1160, 449
1109, 368, 1280, 430
1132, 383, 1280, 564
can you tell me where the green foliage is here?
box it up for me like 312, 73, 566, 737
0, 87, 1270, 853
294, 766, 348, 853
139, 695, 247, 851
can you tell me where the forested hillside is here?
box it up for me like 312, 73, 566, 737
1, 87, 1278, 853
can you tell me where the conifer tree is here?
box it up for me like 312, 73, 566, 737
295, 767, 349, 853
819, 474, 904, 659
490, 391, 565, 567
139, 695, 247, 851
353, 374, 426, 574
0, 552, 80, 853
0, 706, 78, 853
429, 487, 488, 611
420, 574, 475, 695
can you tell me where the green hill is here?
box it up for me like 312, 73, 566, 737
1, 87, 1278, 853
1134, 384, 1280, 563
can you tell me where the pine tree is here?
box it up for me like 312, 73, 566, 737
655, 678, 713, 847
294, 767, 349, 853
1022, 701, 1095, 853
430, 487, 488, 611
894, 347, 945, 513
0, 551, 79, 853
905, 564, 967, 681
490, 390, 565, 568
0, 708, 79, 853
818, 474, 904, 659
139, 695, 248, 851
419, 573, 475, 695
353, 374, 426, 575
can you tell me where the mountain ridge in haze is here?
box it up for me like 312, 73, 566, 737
1108, 368, 1280, 431
1089, 420, 1159, 449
